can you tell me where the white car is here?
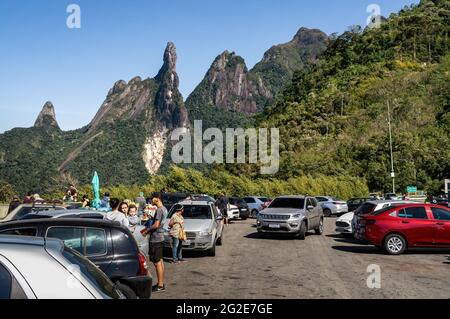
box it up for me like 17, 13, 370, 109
227, 204, 240, 220
0, 235, 122, 299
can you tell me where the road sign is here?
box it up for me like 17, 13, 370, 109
407, 186, 417, 193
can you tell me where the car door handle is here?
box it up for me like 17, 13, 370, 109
401, 220, 410, 224
437, 222, 445, 226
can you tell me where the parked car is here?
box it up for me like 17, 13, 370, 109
431, 197, 449, 208
243, 196, 270, 218
257, 196, 324, 240
356, 204, 450, 255
0, 235, 123, 299
347, 197, 372, 213
227, 204, 241, 220
2, 203, 67, 222
384, 193, 400, 200
229, 197, 250, 220
20, 209, 148, 255
0, 219, 152, 299
336, 200, 409, 236
315, 196, 348, 217
153, 192, 192, 211
163, 200, 224, 256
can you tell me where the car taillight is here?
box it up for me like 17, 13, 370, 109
138, 253, 148, 276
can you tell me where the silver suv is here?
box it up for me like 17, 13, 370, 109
163, 200, 224, 256
257, 196, 324, 239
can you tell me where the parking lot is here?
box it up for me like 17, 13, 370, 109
152, 218, 450, 299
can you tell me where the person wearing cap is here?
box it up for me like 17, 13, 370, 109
168, 204, 186, 264
8, 195, 21, 214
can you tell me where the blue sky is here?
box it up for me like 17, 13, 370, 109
0, 0, 418, 133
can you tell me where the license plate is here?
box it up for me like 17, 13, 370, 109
182, 240, 191, 246
269, 224, 281, 229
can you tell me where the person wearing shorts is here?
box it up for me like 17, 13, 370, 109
144, 197, 168, 293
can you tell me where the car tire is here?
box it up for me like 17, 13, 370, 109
116, 282, 137, 299
315, 218, 324, 235
323, 209, 332, 217
297, 221, 307, 240
217, 233, 223, 246
251, 210, 258, 218
383, 234, 406, 255
207, 243, 216, 257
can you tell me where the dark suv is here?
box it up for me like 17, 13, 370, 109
0, 218, 151, 299
229, 197, 250, 220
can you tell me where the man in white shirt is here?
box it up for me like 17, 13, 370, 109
105, 198, 129, 227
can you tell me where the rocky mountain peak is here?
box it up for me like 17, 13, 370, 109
155, 42, 188, 129
34, 101, 60, 130
292, 27, 329, 46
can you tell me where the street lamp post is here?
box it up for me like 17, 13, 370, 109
388, 100, 395, 193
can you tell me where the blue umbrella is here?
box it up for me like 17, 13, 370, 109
91, 171, 101, 209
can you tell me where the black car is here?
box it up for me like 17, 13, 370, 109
347, 198, 371, 212
229, 197, 250, 220
152, 192, 192, 211
0, 218, 152, 299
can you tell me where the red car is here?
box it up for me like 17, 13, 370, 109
356, 204, 450, 255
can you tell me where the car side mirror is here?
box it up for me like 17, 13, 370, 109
307, 205, 314, 211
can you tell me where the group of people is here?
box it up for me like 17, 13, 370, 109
101, 192, 186, 293
7, 191, 45, 214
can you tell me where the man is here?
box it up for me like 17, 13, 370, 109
143, 197, 167, 293
215, 193, 229, 225
7, 195, 20, 214
105, 198, 129, 227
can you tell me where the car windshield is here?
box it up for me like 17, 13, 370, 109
61, 246, 121, 299
170, 205, 212, 220
230, 198, 246, 205
269, 198, 305, 209
332, 198, 343, 202
356, 203, 376, 215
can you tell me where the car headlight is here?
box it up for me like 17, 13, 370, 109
199, 230, 213, 237
291, 214, 302, 219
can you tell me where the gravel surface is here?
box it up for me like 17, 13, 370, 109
151, 218, 450, 299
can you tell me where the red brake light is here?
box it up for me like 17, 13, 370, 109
138, 253, 148, 276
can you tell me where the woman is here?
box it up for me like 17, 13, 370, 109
168, 204, 186, 264
119, 201, 129, 216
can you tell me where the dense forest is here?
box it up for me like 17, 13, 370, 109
0, 0, 449, 201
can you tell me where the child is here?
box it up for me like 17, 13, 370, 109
142, 204, 157, 229
127, 204, 141, 226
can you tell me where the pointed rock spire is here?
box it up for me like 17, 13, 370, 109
155, 42, 189, 129
34, 101, 60, 130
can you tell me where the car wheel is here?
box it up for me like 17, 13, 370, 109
116, 282, 137, 299
217, 233, 223, 246
383, 234, 406, 255
251, 210, 258, 218
297, 221, 307, 240
323, 209, 332, 217
315, 218, 324, 235
207, 243, 216, 257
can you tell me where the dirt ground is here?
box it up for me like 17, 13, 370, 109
151, 218, 450, 299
